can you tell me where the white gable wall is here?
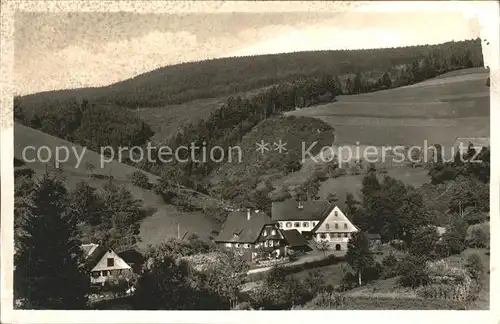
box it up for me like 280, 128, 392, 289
91, 250, 131, 272
312, 206, 358, 251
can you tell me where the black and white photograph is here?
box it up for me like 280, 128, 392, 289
1, 0, 498, 321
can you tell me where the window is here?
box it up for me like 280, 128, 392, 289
320, 233, 327, 239
226, 242, 232, 248
262, 230, 267, 237
91, 272, 100, 278
107, 258, 114, 267
264, 241, 268, 247
344, 233, 349, 238
329, 233, 335, 239
286, 222, 292, 228
275, 241, 280, 246
334, 211, 338, 217
269, 240, 274, 247
303, 222, 309, 227
294, 222, 300, 228
235, 243, 240, 248
312, 222, 316, 226
325, 223, 330, 230
271, 230, 276, 236
344, 223, 348, 229
277, 222, 281, 228
244, 243, 249, 249
335, 223, 339, 229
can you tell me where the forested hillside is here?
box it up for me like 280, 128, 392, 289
18, 38, 483, 109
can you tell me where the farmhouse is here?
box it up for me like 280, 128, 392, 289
214, 209, 308, 261
311, 205, 358, 251
81, 244, 134, 286
271, 199, 331, 239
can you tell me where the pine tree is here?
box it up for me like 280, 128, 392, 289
345, 193, 360, 220
14, 173, 89, 309
101, 182, 145, 252
70, 181, 106, 227
381, 72, 392, 88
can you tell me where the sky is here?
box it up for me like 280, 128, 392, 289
13, 2, 494, 95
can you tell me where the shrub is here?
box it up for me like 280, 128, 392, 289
466, 224, 489, 248
416, 283, 457, 300
129, 171, 151, 189
313, 169, 329, 181
441, 218, 468, 255
249, 275, 312, 310
434, 241, 450, 258
331, 168, 347, 178
465, 253, 483, 280
398, 255, 429, 288
425, 260, 470, 285
464, 210, 488, 225
232, 301, 253, 310
381, 252, 399, 279
364, 262, 383, 283
416, 283, 471, 301
409, 226, 440, 259
302, 292, 344, 309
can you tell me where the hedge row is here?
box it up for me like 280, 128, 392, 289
335, 296, 467, 310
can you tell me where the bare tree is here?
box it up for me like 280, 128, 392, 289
316, 240, 330, 259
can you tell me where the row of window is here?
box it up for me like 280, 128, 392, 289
318, 232, 351, 239
325, 223, 348, 230
280, 212, 343, 229
225, 240, 280, 249
282, 222, 348, 230
283, 221, 317, 228
91, 269, 127, 278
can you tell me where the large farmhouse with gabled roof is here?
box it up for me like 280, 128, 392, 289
271, 199, 331, 238
271, 199, 359, 251
214, 209, 308, 261
215, 200, 364, 262
311, 205, 358, 251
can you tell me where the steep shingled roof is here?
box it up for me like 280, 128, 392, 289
214, 210, 275, 243
271, 199, 332, 221
281, 229, 308, 247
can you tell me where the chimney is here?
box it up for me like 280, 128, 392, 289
247, 208, 251, 220
298, 201, 303, 209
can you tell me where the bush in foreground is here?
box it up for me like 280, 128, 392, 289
397, 254, 430, 288
129, 171, 151, 189
299, 292, 344, 309
465, 253, 484, 280
466, 224, 489, 248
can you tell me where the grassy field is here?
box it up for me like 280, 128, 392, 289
287, 68, 489, 148
268, 68, 488, 202
13, 123, 223, 251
